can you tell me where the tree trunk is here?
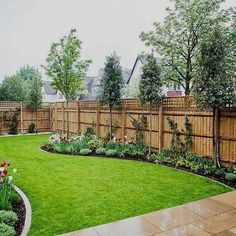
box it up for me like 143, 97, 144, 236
66, 100, 69, 139
35, 109, 38, 134
109, 104, 113, 141
149, 105, 152, 156
213, 107, 221, 168
185, 80, 191, 95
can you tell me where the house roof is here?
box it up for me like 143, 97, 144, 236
126, 55, 161, 85
43, 81, 57, 95
80, 76, 97, 101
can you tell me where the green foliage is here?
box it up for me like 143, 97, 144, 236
105, 149, 117, 157
98, 53, 124, 140
105, 141, 120, 150
167, 116, 193, 157
44, 29, 91, 138
139, 53, 163, 107
0, 65, 40, 101
28, 123, 36, 133
0, 75, 27, 101
26, 75, 42, 110
9, 111, 19, 135
140, 0, 232, 95
0, 223, 16, 236
225, 173, 236, 182
16, 65, 41, 83
128, 114, 147, 142
44, 29, 91, 101
87, 137, 103, 150
105, 141, 148, 159
79, 149, 92, 156
85, 126, 95, 136
0, 180, 13, 211
193, 26, 236, 109
98, 53, 124, 108
0, 211, 18, 227
95, 147, 106, 155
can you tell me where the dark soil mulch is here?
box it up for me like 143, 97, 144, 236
41, 145, 236, 189
12, 196, 26, 236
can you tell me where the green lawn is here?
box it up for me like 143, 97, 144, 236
0, 134, 231, 235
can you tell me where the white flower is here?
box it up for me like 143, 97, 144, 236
13, 168, 17, 173
8, 176, 13, 181
0, 167, 4, 172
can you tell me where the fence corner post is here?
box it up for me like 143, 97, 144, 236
158, 100, 163, 152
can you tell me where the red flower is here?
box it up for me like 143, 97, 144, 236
2, 169, 8, 176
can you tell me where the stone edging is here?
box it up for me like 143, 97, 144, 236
14, 186, 32, 236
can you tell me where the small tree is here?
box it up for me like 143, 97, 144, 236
44, 29, 91, 138
193, 26, 236, 167
26, 75, 43, 133
98, 53, 124, 140
139, 53, 163, 155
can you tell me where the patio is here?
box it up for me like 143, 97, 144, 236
62, 190, 236, 236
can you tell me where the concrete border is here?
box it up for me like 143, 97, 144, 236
14, 186, 32, 236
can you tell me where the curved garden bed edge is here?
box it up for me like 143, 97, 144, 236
40, 145, 236, 189
14, 185, 32, 236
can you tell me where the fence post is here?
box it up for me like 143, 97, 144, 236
77, 102, 80, 134
62, 103, 65, 134
54, 103, 58, 132
158, 101, 163, 151
96, 102, 100, 136
122, 100, 127, 140
20, 102, 23, 133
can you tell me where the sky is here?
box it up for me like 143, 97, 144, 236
0, 0, 236, 81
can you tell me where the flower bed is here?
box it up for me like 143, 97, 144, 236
148, 149, 236, 189
42, 133, 149, 160
0, 160, 25, 236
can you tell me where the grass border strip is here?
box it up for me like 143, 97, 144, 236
14, 185, 32, 236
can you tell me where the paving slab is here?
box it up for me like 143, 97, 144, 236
60, 191, 236, 236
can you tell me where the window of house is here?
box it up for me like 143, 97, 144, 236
168, 83, 181, 91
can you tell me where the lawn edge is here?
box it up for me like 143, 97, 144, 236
14, 185, 32, 236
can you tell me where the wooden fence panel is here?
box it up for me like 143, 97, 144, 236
49, 99, 236, 167
2, 98, 236, 167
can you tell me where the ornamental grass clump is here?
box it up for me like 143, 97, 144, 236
0, 210, 18, 227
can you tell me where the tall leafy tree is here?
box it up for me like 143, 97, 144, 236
140, 0, 230, 95
26, 75, 43, 133
17, 65, 41, 83
139, 53, 163, 155
44, 29, 91, 138
193, 26, 236, 167
0, 75, 27, 101
98, 53, 124, 140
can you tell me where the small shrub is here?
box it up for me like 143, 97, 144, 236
88, 137, 103, 150
0, 223, 16, 236
79, 149, 92, 156
105, 141, 121, 150
9, 111, 19, 135
96, 148, 106, 155
225, 173, 236, 182
0, 211, 18, 227
105, 149, 117, 157
85, 127, 95, 136
28, 123, 36, 133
